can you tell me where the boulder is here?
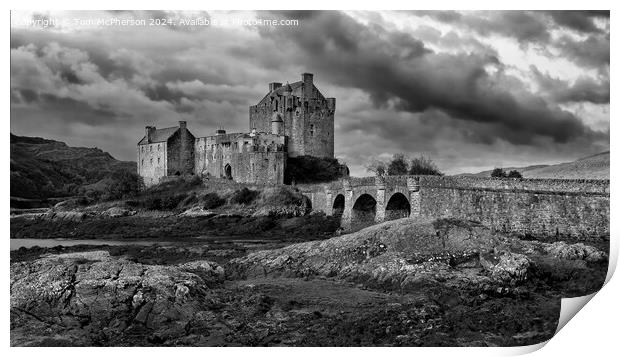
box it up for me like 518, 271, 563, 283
179, 207, 217, 218
230, 217, 515, 290
480, 251, 530, 284
544, 242, 607, 263
11, 251, 223, 345
42, 210, 88, 221
177, 260, 225, 285
103, 206, 136, 217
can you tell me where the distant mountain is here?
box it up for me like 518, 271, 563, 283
10, 134, 136, 199
462, 152, 609, 180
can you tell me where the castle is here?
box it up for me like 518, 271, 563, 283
137, 73, 336, 186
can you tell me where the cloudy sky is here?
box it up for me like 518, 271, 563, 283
10, 10, 609, 175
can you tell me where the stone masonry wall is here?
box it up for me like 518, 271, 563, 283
417, 176, 609, 241
300, 175, 609, 241
194, 133, 286, 185
166, 129, 195, 176
137, 143, 167, 186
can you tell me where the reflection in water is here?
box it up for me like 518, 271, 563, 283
10, 239, 177, 251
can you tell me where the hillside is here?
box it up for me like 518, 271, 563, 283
464, 152, 609, 180
10, 134, 136, 199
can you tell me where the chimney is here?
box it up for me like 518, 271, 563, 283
302, 73, 314, 98
269, 82, 282, 92
145, 126, 156, 142
179, 120, 187, 129
302, 73, 313, 85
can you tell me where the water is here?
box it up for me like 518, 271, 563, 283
10, 239, 178, 251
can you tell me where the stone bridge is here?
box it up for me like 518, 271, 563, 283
298, 175, 610, 239
298, 176, 421, 231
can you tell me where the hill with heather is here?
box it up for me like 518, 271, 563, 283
10, 134, 136, 199
464, 152, 609, 180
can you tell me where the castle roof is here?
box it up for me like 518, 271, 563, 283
271, 81, 302, 95
271, 112, 284, 122
138, 126, 178, 145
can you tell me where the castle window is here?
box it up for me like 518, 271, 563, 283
150, 158, 153, 164
150, 146, 152, 152
158, 144, 161, 151
310, 124, 314, 137
141, 159, 144, 166
157, 157, 160, 164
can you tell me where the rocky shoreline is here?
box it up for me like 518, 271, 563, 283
10, 217, 608, 346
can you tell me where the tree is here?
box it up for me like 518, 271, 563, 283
103, 169, 143, 200
507, 170, 523, 178
408, 155, 442, 176
491, 168, 506, 178
387, 153, 409, 176
284, 156, 347, 184
366, 159, 387, 176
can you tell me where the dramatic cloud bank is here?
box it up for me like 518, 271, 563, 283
10, 10, 609, 175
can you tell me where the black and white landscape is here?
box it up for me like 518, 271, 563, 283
10, 10, 610, 347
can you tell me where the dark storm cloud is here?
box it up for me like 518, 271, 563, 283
260, 11, 599, 145
415, 10, 551, 43
531, 66, 609, 104
555, 33, 610, 69
413, 10, 609, 72
544, 10, 609, 34
10, 10, 609, 175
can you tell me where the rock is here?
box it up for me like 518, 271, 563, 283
230, 217, 504, 291
103, 207, 136, 217
41, 210, 88, 222
544, 242, 607, 262
11, 251, 214, 345
179, 207, 217, 218
481, 251, 530, 284
177, 260, 225, 285
252, 205, 306, 218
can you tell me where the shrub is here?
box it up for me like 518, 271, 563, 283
202, 192, 225, 209
161, 193, 188, 210
408, 155, 442, 176
285, 156, 348, 184
491, 168, 522, 178
491, 168, 506, 178
365, 159, 387, 176
258, 187, 304, 206
103, 169, 143, 200
387, 153, 409, 176
229, 187, 258, 205
507, 170, 523, 178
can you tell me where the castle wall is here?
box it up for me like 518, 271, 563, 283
194, 132, 287, 185
166, 129, 195, 176
137, 142, 168, 186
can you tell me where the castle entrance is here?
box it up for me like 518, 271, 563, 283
224, 164, 232, 180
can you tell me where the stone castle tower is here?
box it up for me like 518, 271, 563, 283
138, 73, 335, 186
249, 73, 336, 158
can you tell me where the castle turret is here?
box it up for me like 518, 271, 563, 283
271, 112, 284, 135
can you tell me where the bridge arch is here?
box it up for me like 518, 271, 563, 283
385, 192, 411, 221
332, 194, 345, 217
351, 193, 377, 231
